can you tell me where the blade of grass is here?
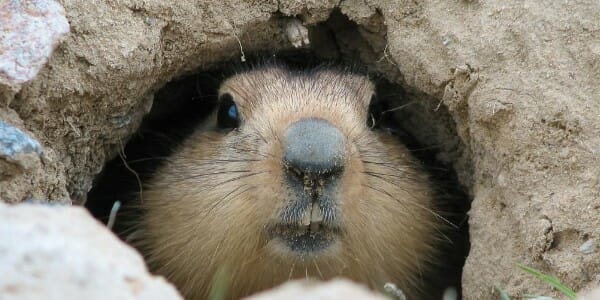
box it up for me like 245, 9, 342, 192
517, 264, 577, 300
209, 267, 231, 300
523, 294, 554, 299
495, 286, 511, 300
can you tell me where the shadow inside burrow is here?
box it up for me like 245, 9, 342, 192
85, 10, 470, 300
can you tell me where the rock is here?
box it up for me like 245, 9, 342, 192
284, 19, 310, 48
0, 0, 70, 88
244, 279, 388, 300
0, 120, 43, 182
579, 287, 600, 300
0, 202, 182, 300
0, 120, 42, 177
0, 115, 68, 203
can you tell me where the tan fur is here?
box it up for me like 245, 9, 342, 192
135, 65, 441, 299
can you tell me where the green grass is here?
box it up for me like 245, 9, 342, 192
208, 267, 231, 300
496, 286, 511, 300
497, 264, 577, 300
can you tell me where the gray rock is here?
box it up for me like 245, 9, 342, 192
579, 239, 596, 255
0, 121, 42, 158
0, 121, 42, 180
0, 202, 182, 300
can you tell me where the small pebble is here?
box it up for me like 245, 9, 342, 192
442, 287, 458, 300
579, 239, 596, 254
0, 121, 42, 158
383, 282, 406, 300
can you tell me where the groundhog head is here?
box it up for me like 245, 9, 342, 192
137, 65, 441, 299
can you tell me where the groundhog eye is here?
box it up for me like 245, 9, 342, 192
228, 105, 237, 119
217, 93, 240, 129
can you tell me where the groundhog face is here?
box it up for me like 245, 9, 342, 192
139, 65, 440, 299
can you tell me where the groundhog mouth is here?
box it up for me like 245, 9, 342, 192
268, 222, 340, 253
267, 200, 341, 254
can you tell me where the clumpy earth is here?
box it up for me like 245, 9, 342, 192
0, 0, 598, 299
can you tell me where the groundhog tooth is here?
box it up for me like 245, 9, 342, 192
309, 221, 320, 232
301, 208, 311, 227
310, 202, 323, 223
298, 224, 308, 234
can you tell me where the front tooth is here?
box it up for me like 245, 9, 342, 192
309, 202, 323, 232
310, 221, 320, 232
298, 224, 307, 234
301, 208, 311, 227
310, 202, 323, 223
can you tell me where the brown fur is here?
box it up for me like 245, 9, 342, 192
134, 65, 442, 299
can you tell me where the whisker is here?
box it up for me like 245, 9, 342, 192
206, 182, 261, 214
288, 260, 297, 280
124, 156, 171, 164
380, 101, 416, 114
214, 171, 268, 188
312, 259, 324, 279
180, 169, 253, 181
361, 160, 423, 178
362, 170, 423, 184
362, 182, 457, 229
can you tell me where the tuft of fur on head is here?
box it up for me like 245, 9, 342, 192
132, 64, 445, 299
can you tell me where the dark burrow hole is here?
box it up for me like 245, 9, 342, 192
86, 10, 470, 300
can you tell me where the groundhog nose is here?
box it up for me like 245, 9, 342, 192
283, 118, 346, 175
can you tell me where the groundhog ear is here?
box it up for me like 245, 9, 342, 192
354, 78, 376, 109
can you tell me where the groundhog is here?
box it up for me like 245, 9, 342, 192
133, 64, 444, 299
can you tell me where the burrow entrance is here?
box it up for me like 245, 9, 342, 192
85, 10, 471, 299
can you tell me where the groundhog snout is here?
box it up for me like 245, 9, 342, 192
283, 117, 346, 177
279, 117, 345, 230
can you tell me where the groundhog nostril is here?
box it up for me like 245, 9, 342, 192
283, 118, 346, 177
